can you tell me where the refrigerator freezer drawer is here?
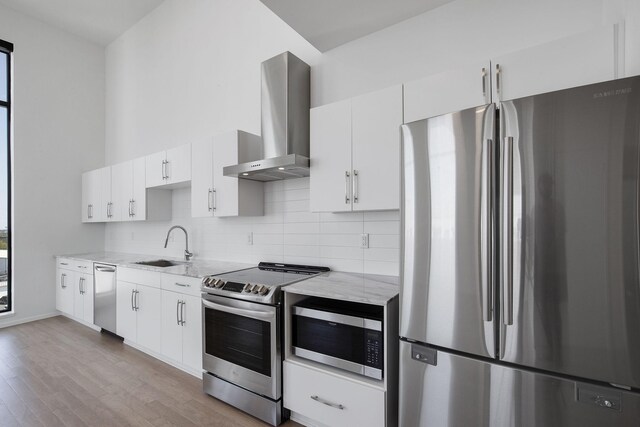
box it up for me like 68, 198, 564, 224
400, 341, 640, 427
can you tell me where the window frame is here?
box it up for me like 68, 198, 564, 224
0, 38, 13, 314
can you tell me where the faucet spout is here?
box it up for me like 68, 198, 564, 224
164, 225, 193, 261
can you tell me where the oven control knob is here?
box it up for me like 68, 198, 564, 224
259, 286, 270, 295
214, 279, 225, 288
202, 277, 213, 287
243, 284, 253, 293
252, 285, 262, 294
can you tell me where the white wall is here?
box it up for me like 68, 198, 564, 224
0, 5, 105, 326
104, 0, 640, 276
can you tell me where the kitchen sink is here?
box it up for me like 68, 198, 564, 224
135, 259, 185, 268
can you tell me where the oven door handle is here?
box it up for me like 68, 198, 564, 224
202, 299, 275, 321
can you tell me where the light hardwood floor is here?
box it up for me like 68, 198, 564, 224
0, 316, 301, 427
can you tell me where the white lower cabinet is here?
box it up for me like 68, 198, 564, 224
56, 258, 93, 324
73, 272, 94, 324
115, 268, 202, 375
116, 280, 137, 342
116, 279, 163, 355
284, 361, 386, 427
161, 275, 203, 372
160, 282, 202, 372
56, 267, 74, 316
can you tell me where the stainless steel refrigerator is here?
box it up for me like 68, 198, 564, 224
400, 76, 640, 426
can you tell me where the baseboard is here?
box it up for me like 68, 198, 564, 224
59, 312, 102, 332
0, 312, 59, 329
123, 339, 203, 379
290, 411, 326, 427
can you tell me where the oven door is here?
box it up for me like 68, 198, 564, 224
202, 293, 280, 400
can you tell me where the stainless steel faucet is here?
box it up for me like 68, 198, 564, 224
164, 225, 193, 261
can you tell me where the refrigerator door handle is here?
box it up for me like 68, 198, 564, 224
502, 136, 514, 325
481, 138, 493, 322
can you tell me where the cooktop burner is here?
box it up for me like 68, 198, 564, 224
201, 262, 329, 304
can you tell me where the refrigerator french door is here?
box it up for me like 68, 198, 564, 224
400, 76, 640, 426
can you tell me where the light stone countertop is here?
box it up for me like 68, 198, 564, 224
57, 252, 253, 279
283, 271, 399, 306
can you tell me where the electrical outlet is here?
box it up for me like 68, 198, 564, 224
361, 233, 369, 249
247, 232, 253, 245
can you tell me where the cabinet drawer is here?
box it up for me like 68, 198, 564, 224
283, 361, 385, 427
118, 267, 161, 288
57, 258, 92, 273
161, 274, 201, 297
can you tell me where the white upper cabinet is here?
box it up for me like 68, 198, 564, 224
112, 158, 171, 222
146, 143, 192, 188
310, 99, 352, 213
404, 60, 492, 123
81, 168, 101, 223
192, 130, 263, 218
99, 166, 112, 222
191, 139, 214, 218
492, 25, 621, 102
352, 85, 403, 212
310, 85, 403, 213
111, 161, 130, 222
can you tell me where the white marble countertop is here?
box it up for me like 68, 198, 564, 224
57, 252, 253, 278
283, 271, 399, 306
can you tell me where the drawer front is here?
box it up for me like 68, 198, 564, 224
57, 258, 92, 273
283, 361, 385, 427
161, 274, 201, 297
118, 267, 161, 288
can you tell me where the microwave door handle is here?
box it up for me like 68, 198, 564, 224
202, 299, 274, 322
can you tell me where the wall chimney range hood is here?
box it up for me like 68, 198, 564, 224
223, 52, 311, 182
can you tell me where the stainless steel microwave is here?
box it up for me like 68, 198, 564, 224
292, 297, 384, 380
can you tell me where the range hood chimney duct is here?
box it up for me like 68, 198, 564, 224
223, 52, 311, 181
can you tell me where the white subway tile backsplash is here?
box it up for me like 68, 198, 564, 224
284, 222, 320, 234
105, 179, 400, 275
320, 221, 364, 234
363, 221, 400, 235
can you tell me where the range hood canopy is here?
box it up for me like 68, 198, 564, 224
224, 51, 311, 182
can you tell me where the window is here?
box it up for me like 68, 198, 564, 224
0, 39, 12, 312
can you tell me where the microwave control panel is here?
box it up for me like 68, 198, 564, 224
365, 330, 383, 370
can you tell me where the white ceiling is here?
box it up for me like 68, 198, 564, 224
259, 0, 456, 52
0, 0, 165, 45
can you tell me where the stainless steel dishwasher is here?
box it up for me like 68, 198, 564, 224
94, 263, 117, 334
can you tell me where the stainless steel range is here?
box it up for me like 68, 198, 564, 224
201, 262, 329, 426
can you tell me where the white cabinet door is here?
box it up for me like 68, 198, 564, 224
166, 144, 191, 185
212, 131, 263, 217
116, 281, 137, 343
191, 139, 214, 218
145, 151, 166, 188
99, 166, 112, 222
310, 99, 353, 213
352, 85, 403, 211
161, 290, 183, 363
493, 25, 619, 101
131, 157, 146, 221
73, 272, 84, 319
82, 169, 101, 222
181, 294, 202, 372
404, 61, 491, 123
136, 284, 163, 354
81, 172, 91, 222
81, 272, 94, 324
111, 161, 131, 222
56, 269, 74, 315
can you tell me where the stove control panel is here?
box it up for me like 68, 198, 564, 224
202, 276, 271, 296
